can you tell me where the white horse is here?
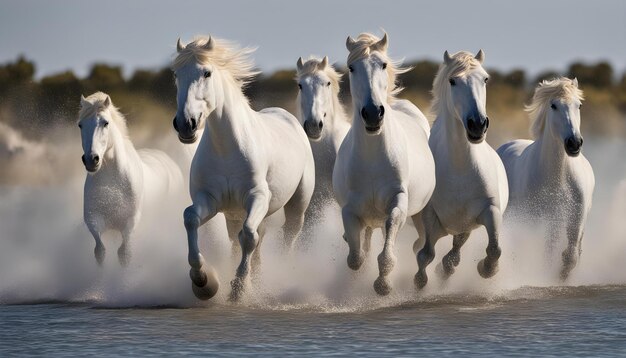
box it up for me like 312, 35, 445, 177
79, 92, 183, 266
415, 50, 509, 288
333, 33, 435, 295
497, 78, 594, 280
295, 56, 351, 230
172, 36, 315, 301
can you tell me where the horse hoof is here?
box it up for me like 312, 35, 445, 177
190, 268, 219, 300
436, 262, 454, 279
117, 249, 130, 267
414, 271, 428, 289
94, 247, 105, 266
347, 251, 365, 271
477, 259, 498, 279
229, 277, 245, 302
373, 277, 392, 296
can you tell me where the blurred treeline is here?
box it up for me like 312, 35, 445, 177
1, 56, 625, 145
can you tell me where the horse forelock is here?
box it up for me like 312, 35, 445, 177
526, 77, 584, 139
78, 92, 128, 137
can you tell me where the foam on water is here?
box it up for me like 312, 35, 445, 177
0, 133, 625, 312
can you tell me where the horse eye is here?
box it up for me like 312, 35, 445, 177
484, 77, 489, 84
298, 84, 302, 90
382, 63, 387, 70
326, 81, 331, 87
103, 121, 109, 127
348, 65, 354, 73
551, 103, 557, 110
78, 123, 82, 129
579, 104, 582, 109
449, 79, 456, 86
204, 71, 211, 78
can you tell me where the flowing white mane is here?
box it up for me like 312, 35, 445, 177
346, 32, 410, 101
78, 92, 128, 137
431, 51, 483, 118
526, 77, 584, 139
172, 35, 260, 89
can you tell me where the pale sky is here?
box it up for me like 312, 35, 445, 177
0, 0, 624, 79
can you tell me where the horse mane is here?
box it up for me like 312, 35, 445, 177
526, 77, 584, 139
346, 32, 410, 101
172, 35, 260, 90
78, 92, 128, 137
295, 57, 349, 122
431, 51, 483, 118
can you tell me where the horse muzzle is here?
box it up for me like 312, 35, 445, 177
361, 104, 385, 134
173, 115, 200, 144
82, 154, 101, 173
466, 116, 489, 144
565, 135, 583, 157
303, 119, 323, 140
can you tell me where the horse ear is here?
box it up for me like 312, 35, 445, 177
346, 36, 357, 51
319, 56, 328, 70
296, 57, 304, 71
202, 36, 214, 50
443, 50, 452, 64
372, 32, 388, 52
176, 38, 185, 52
103, 95, 111, 108
475, 49, 485, 63
572, 77, 579, 87
80, 95, 88, 108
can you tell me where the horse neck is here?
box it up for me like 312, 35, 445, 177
101, 123, 136, 175
535, 122, 569, 182
435, 106, 473, 164
203, 81, 256, 155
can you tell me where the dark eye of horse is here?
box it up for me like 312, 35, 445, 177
204, 71, 211, 78
484, 77, 489, 84
579, 104, 582, 109
326, 81, 331, 87
382, 63, 387, 70
298, 84, 302, 90
78, 123, 82, 129
349, 65, 354, 73
103, 121, 109, 127
551, 103, 557, 110
449, 79, 456, 86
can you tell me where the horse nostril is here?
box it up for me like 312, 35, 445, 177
323, 112, 327, 118
485, 117, 490, 128
361, 107, 368, 120
379, 106, 385, 119
81, 155, 86, 165
318, 121, 323, 130
580, 137, 584, 146
92, 155, 100, 165
173, 117, 179, 132
189, 118, 197, 131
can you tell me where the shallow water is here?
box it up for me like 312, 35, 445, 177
2, 285, 625, 356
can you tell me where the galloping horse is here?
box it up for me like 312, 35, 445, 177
333, 33, 435, 295
415, 50, 509, 289
498, 78, 594, 280
172, 36, 315, 300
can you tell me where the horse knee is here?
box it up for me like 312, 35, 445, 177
183, 206, 201, 231
239, 223, 259, 253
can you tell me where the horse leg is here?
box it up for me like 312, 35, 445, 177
560, 212, 584, 281
282, 173, 314, 251
226, 218, 243, 260
476, 205, 503, 279
415, 204, 446, 289
88, 224, 105, 266
374, 192, 407, 296
118, 228, 132, 268
342, 206, 365, 271
411, 212, 426, 254
229, 188, 270, 302
185, 194, 220, 300
362, 226, 373, 254
251, 219, 267, 278
437, 232, 470, 279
